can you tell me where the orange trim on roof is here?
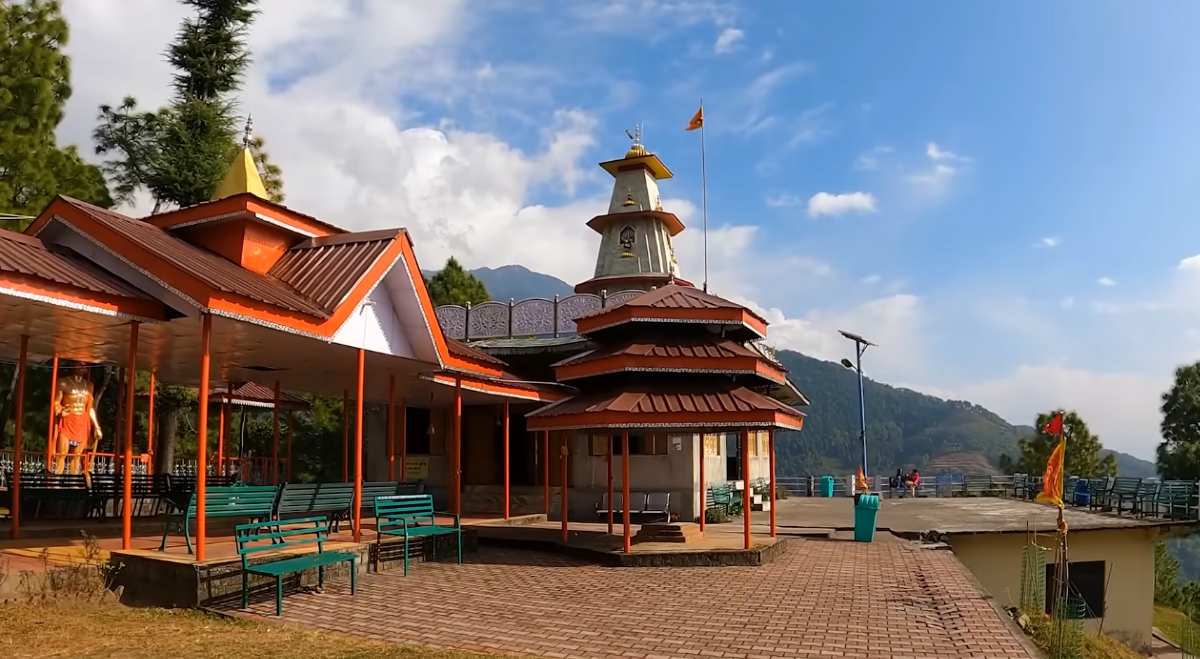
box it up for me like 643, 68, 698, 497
0, 271, 167, 320
144, 193, 342, 237
395, 232, 450, 367
429, 372, 566, 403
574, 305, 767, 337
526, 409, 804, 432
555, 354, 787, 383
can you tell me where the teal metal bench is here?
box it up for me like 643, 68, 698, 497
234, 516, 356, 616
159, 484, 278, 554
1107, 477, 1142, 514
275, 482, 354, 522
373, 494, 461, 575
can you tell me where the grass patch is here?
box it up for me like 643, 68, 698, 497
0, 598, 484, 659
1155, 604, 1191, 646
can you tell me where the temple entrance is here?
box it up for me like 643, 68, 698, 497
461, 405, 538, 487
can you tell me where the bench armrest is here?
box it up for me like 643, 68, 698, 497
433, 511, 461, 528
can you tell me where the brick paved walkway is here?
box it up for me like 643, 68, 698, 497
234, 535, 1035, 658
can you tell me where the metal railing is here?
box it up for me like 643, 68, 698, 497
435, 289, 645, 341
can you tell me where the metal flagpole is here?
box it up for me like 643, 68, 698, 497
699, 98, 709, 293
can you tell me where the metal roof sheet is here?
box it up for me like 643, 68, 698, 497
269, 230, 398, 314
529, 382, 802, 418
0, 227, 152, 300
58, 197, 330, 317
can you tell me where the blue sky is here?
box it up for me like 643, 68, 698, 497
59, 1, 1200, 458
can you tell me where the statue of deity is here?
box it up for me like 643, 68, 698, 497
53, 367, 102, 475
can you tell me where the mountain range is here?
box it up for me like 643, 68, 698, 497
467, 265, 1157, 477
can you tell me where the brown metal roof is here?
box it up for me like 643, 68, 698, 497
269, 230, 399, 314
209, 381, 311, 410
447, 338, 509, 366
0, 227, 152, 300
576, 284, 765, 323
527, 381, 803, 420
58, 197, 329, 317
555, 338, 760, 367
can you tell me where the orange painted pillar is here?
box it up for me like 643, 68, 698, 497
45, 353, 59, 471
216, 393, 226, 477
769, 429, 777, 538
353, 349, 365, 542
10, 335, 28, 540
386, 374, 396, 481
147, 370, 156, 474
286, 412, 294, 482
452, 377, 462, 518
542, 430, 550, 515
560, 436, 569, 544
121, 322, 139, 550
341, 390, 349, 482
742, 430, 751, 550
606, 435, 613, 534
698, 434, 706, 532
399, 398, 407, 480
195, 314, 212, 560
271, 380, 281, 484
502, 401, 510, 520
622, 431, 630, 554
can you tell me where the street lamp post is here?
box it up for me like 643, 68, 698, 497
839, 330, 876, 481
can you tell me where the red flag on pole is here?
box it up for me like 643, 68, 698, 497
686, 106, 704, 131
1035, 412, 1066, 509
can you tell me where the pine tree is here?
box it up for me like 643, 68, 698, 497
93, 0, 283, 211
426, 257, 490, 307
0, 0, 111, 224
1011, 410, 1117, 477
1157, 362, 1200, 479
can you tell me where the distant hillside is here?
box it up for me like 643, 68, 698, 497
470, 265, 573, 300
1101, 449, 1157, 478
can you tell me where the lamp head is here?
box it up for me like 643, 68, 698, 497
840, 358, 855, 370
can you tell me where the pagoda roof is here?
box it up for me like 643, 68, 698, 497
573, 284, 767, 338
209, 381, 311, 410
552, 337, 788, 385
585, 210, 685, 236
525, 381, 805, 432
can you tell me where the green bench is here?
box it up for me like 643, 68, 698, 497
234, 516, 356, 616
275, 482, 354, 522
159, 485, 279, 554
373, 494, 460, 575
1107, 477, 1142, 514
958, 476, 1005, 497
1157, 481, 1196, 519
1132, 479, 1160, 517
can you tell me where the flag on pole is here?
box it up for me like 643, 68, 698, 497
1035, 412, 1067, 508
687, 106, 704, 131
855, 465, 869, 494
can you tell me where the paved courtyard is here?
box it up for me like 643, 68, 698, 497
234, 534, 1036, 659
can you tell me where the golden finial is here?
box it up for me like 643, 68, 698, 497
242, 114, 254, 148
624, 122, 647, 158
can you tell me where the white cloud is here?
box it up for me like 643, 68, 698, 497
714, 27, 744, 54
1097, 276, 1118, 287
955, 364, 1167, 459
926, 142, 971, 163
765, 193, 803, 208
807, 191, 878, 218
1060, 296, 1076, 310
1178, 254, 1200, 271
853, 145, 892, 171
861, 274, 882, 285
1035, 237, 1060, 249
908, 142, 971, 195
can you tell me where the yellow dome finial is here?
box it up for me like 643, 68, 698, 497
624, 122, 647, 158
212, 115, 268, 200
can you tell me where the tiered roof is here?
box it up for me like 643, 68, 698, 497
527, 283, 805, 432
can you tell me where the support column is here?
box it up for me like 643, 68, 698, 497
341, 390, 349, 482
769, 429, 777, 538
121, 322, 139, 550
387, 374, 396, 481
220, 382, 231, 475
399, 398, 407, 480
606, 434, 613, 534
286, 412, 294, 482
147, 370, 156, 475
452, 377, 462, 518
9, 335, 28, 540
217, 391, 226, 478
502, 401, 510, 520
271, 380, 281, 484
196, 314, 212, 561
698, 434, 706, 532
353, 349, 365, 542
45, 353, 58, 472
741, 429, 751, 550
622, 431, 630, 554
560, 436, 569, 544
542, 430, 550, 516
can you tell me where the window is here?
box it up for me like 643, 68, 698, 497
1045, 561, 1105, 619
405, 407, 432, 455
703, 434, 722, 457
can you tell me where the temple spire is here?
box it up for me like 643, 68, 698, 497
212, 115, 268, 200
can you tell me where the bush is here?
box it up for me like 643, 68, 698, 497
705, 507, 730, 524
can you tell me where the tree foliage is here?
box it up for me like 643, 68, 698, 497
92, 0, 282, 211
1158, 362, 1200, 480
1003, 410, 1117, 477
0, 0, 111, 223
426, 257, 490, 307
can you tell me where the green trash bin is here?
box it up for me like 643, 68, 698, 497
854, 493, 881, 542
819, 475, 835, 497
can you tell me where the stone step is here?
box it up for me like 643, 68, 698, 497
633, 522, 704, 544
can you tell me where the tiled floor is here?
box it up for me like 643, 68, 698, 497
233, 534, 1036, 659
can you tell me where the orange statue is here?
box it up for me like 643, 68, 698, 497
53, 367, 102, 475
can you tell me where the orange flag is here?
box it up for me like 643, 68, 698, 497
855, 465, 869, 493
686, 106, 704, 131
1035, 413, 1066, 508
